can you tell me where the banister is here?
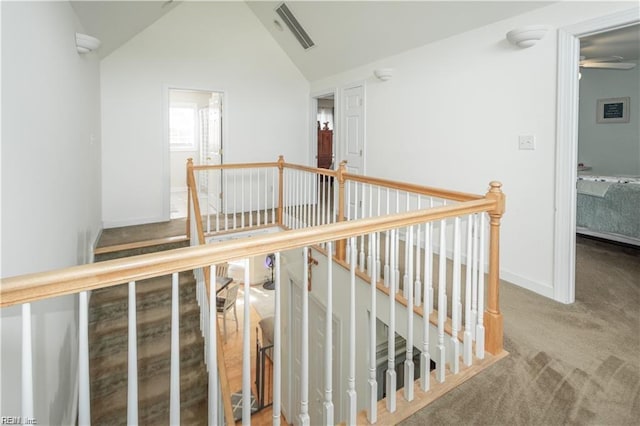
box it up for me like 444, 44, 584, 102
283, 163, 339, 177
342, 172, 484, 202
0, 198, 496, 308
191, 161, 279, 171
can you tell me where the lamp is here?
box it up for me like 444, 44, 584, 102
374, 68, 393, 81
506, 25, 549, 48
76, 33, 101, 54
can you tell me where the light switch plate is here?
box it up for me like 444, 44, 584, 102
519, 135, 535, 150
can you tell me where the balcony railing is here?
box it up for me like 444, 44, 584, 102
0, 156, 505, 425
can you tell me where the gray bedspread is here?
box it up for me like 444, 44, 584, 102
576, 183, 640, 240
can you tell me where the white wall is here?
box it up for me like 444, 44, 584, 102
1, 1, 102, 424
578, 63, 640, 175
310, 1, 637, 300
101, 1, 309, 227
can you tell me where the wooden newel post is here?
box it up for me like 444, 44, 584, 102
186, 158, 194, 239
484, 181, 506, 355
336, 161, 348, 261
277, 155, 285, 226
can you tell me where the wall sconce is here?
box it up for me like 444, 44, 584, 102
76, 32, 101, 54
506, 25, 549, 48
374, 68, 393, 81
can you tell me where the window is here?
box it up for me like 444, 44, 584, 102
169, 103, 197, 151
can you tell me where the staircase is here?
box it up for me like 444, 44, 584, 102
89, 241, 208, 425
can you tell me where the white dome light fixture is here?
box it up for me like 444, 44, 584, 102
374, 68, 394, 81
506, 25, 549, 48
76, 33, 101, 54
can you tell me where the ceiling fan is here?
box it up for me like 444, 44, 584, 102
579, 55, 636, 70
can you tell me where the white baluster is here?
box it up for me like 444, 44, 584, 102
22, 303, 34, 422
386, 229, 396, 413
272, 168, 276, 225
366, 186, 373, 276
450, 218, 461, 374
404, 226, 415, 402
376, 187, 382, 282
249, 169, 254, 227
299, 247, 310, 426
302, 172, 308, 228
170, 273, 181, 425
436, 220, 447, 383
233, 171, 237, 230
394, 191, 400, 291
367, 233, 377, 424
464, 215, 473, 366
415, 199, 422, 307
345, 182, 351, 264
346, 238, 357, 425
384, 189, 390, 287
256, 169, 261, 226
325, 173, 331, 226
471, 214, 479, 340
420, 223, 431, 392
273, 252, 282, 426
208, 267, 218, 425
206, 171, 211, 234
223, 171, 228, 231
476, 213, 486, 359
242, 170, 247, 229
323, 242, 334, 425
243, 259, 251, 425
426, 201, 434, 314
402, 195, 411, 299
128, 281, 138, 424
79, 292, 91, 425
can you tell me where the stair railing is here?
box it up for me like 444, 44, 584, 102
1, 157, 504, 425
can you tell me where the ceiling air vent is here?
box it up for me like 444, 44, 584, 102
275, 2, 315, 50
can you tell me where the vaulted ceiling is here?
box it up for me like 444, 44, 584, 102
70, 1, 638, 81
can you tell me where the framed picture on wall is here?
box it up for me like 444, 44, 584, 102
596, 97, 630, 124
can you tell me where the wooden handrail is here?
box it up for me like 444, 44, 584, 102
0, 199, 496, 308
283, 163, 338, 177
191, 161, 278, 171
342, 172, 483, 202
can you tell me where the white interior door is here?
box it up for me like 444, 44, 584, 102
342, 84, 365, 219
291, 282, 341, 425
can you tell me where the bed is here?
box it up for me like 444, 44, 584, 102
576, 175, 640, 246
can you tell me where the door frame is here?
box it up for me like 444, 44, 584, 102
553, 8, 638, 304
310, 88, 339, 168
162, 85, 228, 221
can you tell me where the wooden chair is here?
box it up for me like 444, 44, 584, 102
217, 282, 239, 342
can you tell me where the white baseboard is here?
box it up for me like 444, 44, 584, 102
499, 270, 554, 299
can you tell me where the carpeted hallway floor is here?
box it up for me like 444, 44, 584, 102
402, 235, 640, 425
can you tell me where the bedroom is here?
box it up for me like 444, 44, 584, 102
577, 24, 640, 246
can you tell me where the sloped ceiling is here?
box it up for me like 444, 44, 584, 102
69, 0, 554, 74
246, 1, 554, 81
70, 1, 179, 58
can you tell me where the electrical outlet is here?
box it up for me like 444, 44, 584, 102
518, 135, 535, 150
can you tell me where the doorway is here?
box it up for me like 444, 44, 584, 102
554, 9, 638, 303
168, 88, 224, 219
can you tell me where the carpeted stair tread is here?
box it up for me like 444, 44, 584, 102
90, 360, 208, 425
89, 294, 200, 339
94, 240, 189, 262
90, 271, 195, 306
90, 328, 204, 399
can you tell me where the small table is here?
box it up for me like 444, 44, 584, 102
215, 276, 233, 294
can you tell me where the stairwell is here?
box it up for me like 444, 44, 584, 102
89, 240, 208, 425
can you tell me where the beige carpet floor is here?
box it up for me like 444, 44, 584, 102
402, 235, 640, 425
